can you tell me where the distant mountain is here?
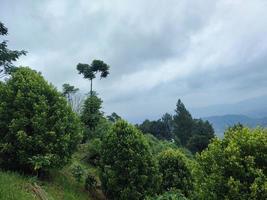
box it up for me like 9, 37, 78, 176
204, 114, 267, 137
191, 95, 267, 118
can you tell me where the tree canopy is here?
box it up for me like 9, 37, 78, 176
0, 67, 82, 173
0, 21, 26, 78
100, 120, 160, 200
194, 127, 267, 200
77, 59, 110, 95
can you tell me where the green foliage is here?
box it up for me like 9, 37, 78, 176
71, 164, 85, 183
138, 115, 173, 141
146, 190, 188, 200
143, 134, 177, 155
62, 83, 83, 114
189, 119, 214, 151
77, 59, 110, 94
92, 117, 112, 139
86, 138, 102, 166
107, 112, 122, 123
81, 93, 103, 140
0, 170, 37, 200
194, 127, 267, 200
158, 149, 193, 196
173, 99, 214, 153
0, 67, 82, 172
0, 21, 27, 78
100, 120, 160, 200
62, 83, 79, 100
85, 172, 97, 192
173, 99, 194, 146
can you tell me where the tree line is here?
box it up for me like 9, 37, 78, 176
137, 99, 215, 153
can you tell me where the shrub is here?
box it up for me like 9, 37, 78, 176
100, 120, 160, 200
144, 134, 177, 155
194, 127, 267, 200
0, 67, 82, 173
85, 173, 97, 192
146, 190, 188, 200
158, 149, 193, 196
71, 164, 85, 182
86, 138, 102, 166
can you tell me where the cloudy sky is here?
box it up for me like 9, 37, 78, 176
1, 0, 267, 122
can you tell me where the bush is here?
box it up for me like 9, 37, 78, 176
194, 127, 267, 200
71, 164, 85, 182
0, 67, 82, 173
146, 190, 188, 200
100, 120, 160, 200
144, 134, 177, 155
158, 149, 193, 196
86, 138, 102, 166
85, 173, 97, 192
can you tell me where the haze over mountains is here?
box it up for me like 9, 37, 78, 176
191, 95, 267, 136
204, 115, 267, 137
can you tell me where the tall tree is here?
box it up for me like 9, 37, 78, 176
173, 99, 194, 146
76, 60, 110, 95
0, 21, 27, 78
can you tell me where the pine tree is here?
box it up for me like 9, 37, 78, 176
173, 99, 194, 146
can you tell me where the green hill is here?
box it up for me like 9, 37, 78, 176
0, 144, 103, 200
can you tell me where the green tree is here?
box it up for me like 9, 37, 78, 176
0, 67, 82, 173
62, 83, 83, 114
173, 99, 194, 146
100, 120, 160, 200
161, 113, 174, 136
138, 118, 173, 141
76, 59, 110, 95
62, 83, 79, 102
158, 149, 193, 196
107, 112, 122, 123
187, 119, 215, 153
81, 92, 103, 140
0, 21, 26, 78
194, 127, 267, 200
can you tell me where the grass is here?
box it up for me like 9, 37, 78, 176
0, 170, 37, 200
0, 144, 103, 200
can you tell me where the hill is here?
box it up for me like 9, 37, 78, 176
192, 95, 267, 118
204, 114, 267, 137
0, 144, 104, 200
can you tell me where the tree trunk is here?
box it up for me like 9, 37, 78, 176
90, 79, 93, 96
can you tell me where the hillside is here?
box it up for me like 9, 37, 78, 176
204, 114, 267, 137
0, 144, 103, 200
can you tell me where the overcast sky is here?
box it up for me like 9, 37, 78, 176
1, 0, 267, 122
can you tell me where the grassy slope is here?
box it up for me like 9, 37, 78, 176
0, 171, 37, 200
0, 144, 100, 200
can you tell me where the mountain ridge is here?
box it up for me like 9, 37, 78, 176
203, 114, 267, 137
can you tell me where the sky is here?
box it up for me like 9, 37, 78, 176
1, 0, 267, 122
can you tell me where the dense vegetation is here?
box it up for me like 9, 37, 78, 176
0, 67, 82, 173
0, 21, 266, 200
